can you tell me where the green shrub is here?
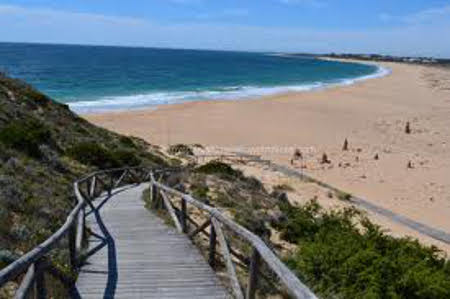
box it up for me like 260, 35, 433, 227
112, 149, 141, 166
336, 190, 352, 201
168, 144, 193, 156
119, 135, 136, 148
24, 87, 50, 105
195, 161, 243, 179
212, 191, 236, 208
277, 200, 450, 298
67, 142, 143, 169
66, 142, 116, 169
243, 176, 265, 191
0, 119, 52, 158
234, 208, 270, 237
192, 184, 209, 200
141, 151, 168, 166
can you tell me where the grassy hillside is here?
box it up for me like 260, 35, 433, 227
0, 74, 170, 270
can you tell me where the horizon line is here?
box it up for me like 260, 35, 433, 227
1, 41, 448, 60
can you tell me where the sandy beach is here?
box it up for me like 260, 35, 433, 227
85, 60, 450, 251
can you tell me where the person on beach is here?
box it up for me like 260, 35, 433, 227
291, 148, 303, 166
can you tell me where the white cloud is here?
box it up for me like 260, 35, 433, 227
0, 4, 449, 58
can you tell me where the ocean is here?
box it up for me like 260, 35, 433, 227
0, 43, 386, 113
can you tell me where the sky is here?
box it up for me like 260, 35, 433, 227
0, 0, 449, 57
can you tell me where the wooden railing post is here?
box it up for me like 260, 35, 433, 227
246, 248, 261, 299
15, 264, 35, 299
151, 184, 159, 209
76, 206, 85, 255
181, 198, 187, 233
212, 218, 244, 299
34, 260, 46, 299
89, 175, 96, 198
85, 180, 91, 201
108, 174, 113, 196
208, 218, 217, 269
68, 222, 77, 270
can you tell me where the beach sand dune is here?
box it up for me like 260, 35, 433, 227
85, 61, 450, 251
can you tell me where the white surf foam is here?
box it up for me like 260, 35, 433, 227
70, 65, 391, 114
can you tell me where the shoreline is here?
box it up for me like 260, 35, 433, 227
74, 58, 389, 115
84, 60, 450, 252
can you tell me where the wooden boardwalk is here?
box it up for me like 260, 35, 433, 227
74, 184, 229, 298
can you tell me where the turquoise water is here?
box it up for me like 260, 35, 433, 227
0, 43, 385, 113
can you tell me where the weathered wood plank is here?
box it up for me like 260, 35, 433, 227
75, 206, 85, 254
160, 190, 184, 233
14, 264, 35, 299
246, 248, 260, 299
212, 218, 244, 299
153, 181, 317, 299
75, 184, 228, 298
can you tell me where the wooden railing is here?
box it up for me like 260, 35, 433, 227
0, 166, 151, 298
0, 166, 316, 299
149, 171, 317, 299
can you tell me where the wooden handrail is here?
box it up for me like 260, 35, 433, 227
151, 177, 317, 299
0, 199, 84, 286
0, 166, 153, 297
212, 218, 244, 299
1, 165, 315, 299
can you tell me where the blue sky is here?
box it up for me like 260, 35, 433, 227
1, 0, 449, 57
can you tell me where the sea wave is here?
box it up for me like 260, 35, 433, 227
70, 65, 390, 114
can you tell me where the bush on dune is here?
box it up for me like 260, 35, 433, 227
168, 144, 193, 156
66, 142, 143, 169
111, 149, 141, 167
0, 119, 53, 158
195, 160, 243, 178
67, 142, 116, 169
276, 200, 450, 298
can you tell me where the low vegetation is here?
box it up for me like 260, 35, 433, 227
195, 160, 243, 178
168, 143, 194, 156
172, 160, 450, 298
276, 200, 450, 298
0, 119, 54, 158
335, 190, 352, 201
0, 74, 171, 296
67, 142, 141, 169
